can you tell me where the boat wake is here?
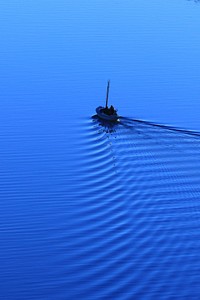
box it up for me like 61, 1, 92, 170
66, 116, 200, 299
120, 116, 200, 137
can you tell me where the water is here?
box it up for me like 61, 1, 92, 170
1, 1, 200, 299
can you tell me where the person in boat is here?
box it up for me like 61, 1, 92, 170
109, 105, 115, 114
102, 105, 115, 115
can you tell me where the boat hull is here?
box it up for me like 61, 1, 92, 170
96, 106, 119, 122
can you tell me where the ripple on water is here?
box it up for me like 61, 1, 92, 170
65, 116, 200, 299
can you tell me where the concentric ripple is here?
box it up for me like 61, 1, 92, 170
1, 114, 200, 299
67, 116, 200, 299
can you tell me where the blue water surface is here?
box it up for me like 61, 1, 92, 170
1, 1, 200, 299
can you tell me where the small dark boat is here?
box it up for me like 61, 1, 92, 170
96, 81, 119, 122
96, 106, 118, 121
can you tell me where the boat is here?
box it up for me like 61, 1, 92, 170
96, 106, 118, 121
96, 80, 119, 122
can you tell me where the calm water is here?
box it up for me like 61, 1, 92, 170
1, 1, 200, 299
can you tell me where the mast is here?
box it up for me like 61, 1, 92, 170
105, 80, 110, 108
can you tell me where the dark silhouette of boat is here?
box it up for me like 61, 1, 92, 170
96, 81, 119, 121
